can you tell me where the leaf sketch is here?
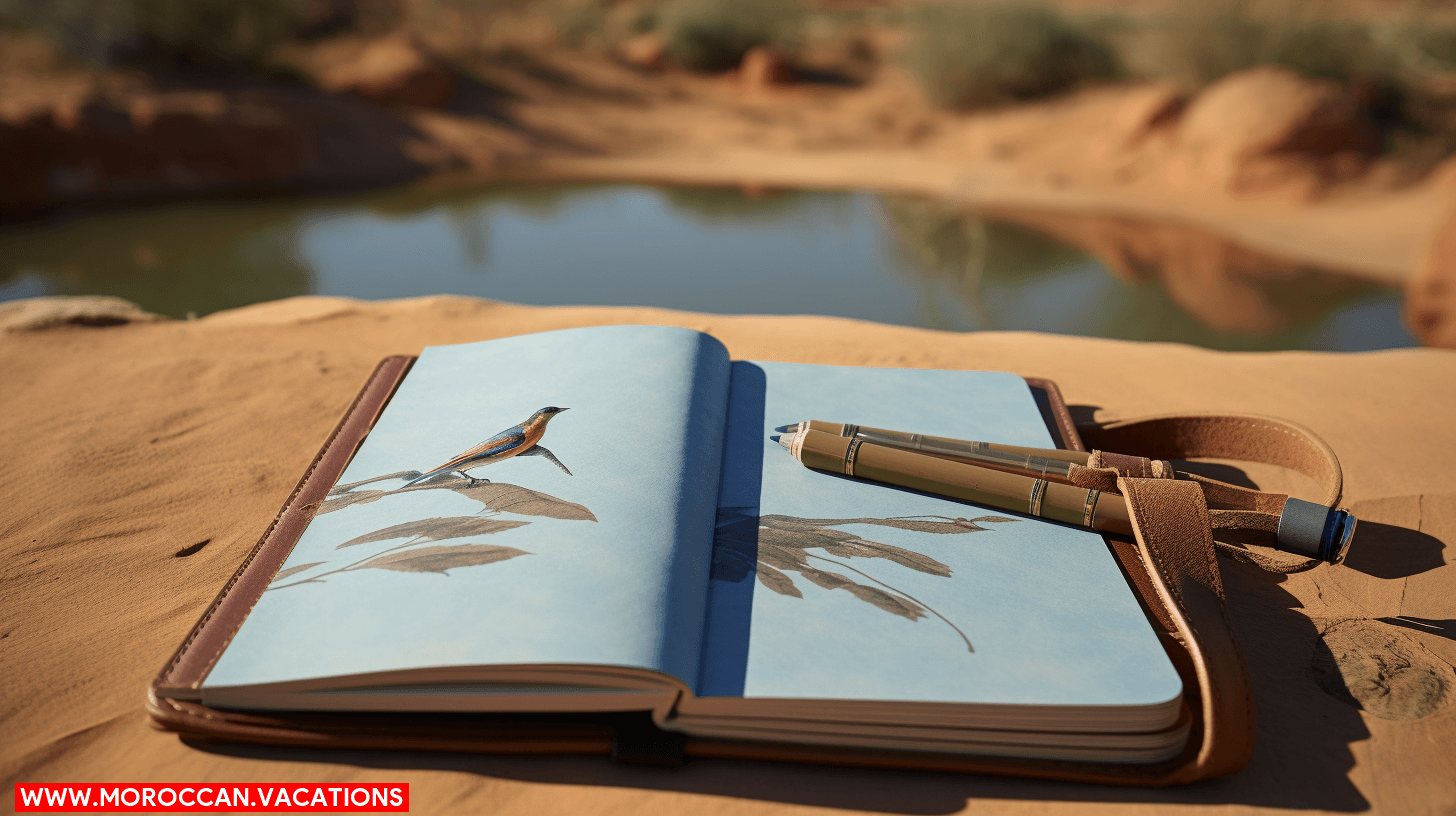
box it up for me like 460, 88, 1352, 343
270, 515, 533, 590
316, 489, 388, 513
329, 471, 421, 495
355, 543, 527, 574
270, 562, 326, 583
710, 509, 1021, 653
317, 474, 596, 521
451, 482, 597, 521
336, 517, 529, 549
276, 470, 596, 590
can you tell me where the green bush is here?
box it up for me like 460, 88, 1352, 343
900, 3, 1118, 110
130, 0, 304, 64
658, 0, 799, 72
1382, 17, 1456, 77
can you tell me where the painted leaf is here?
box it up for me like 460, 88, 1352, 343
271, 562, 325, 583
757, 541, 811, 573
818, 539, 953, 577
706, 511, 979, 649
317, 490, 387, 514
841, 582, 928, 621
798, 567, 928, 621
757, 524, 954, 577
452, 483, 598, 521
330, 471, 421, 495
353, 543, 528, 575
755, 563, 802, 598
336, 517, 529, 549
798, 566, 856, 591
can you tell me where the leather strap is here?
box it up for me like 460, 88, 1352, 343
1115, 476, 1257, 782
1076, 413, 1343, 506
1070, 413, 1346, 573
1067, 412, 1348, 780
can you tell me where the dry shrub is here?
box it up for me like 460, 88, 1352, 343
1120, 0, 1390, 88
657, 0, 800, 72
899, 3, 1118, 110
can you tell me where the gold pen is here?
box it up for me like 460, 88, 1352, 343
776, 424, 1356, 563
785, 420, 1090, 482
778, 426, 1134, 537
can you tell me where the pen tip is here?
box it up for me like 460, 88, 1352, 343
773, 434, 791, 450
773, 423, 802, 434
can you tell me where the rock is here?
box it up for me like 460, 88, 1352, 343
0, 93, 309, 213
1177, 66, 1379, 198
1405, 203, 1456, 349
288, 34, 456, 109
740, 46, 791, 93
618, 33, 667, 71
0, 296, 165, 332
0, 84, 427, 215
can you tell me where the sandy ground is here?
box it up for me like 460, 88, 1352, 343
1, 295, 1453, 814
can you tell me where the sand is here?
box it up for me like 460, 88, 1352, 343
2, 295, 1454, 814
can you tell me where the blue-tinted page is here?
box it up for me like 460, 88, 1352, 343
699, 362, 1181, 709
207, 326, 729, 690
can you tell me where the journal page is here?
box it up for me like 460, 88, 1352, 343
696, 363, 1181, 714
205, 325, 731, 695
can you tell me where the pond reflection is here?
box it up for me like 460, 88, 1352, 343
0, 202, 311, 318
0, 182, 1415, 351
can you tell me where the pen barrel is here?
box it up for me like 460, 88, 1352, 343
803, 420, 1090, 477
797, 431, 1132, 537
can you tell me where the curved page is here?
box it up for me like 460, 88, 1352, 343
204, 326, 731, 704
691, 363, 1182, 732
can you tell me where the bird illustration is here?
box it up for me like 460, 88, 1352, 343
403, 407, 571, 488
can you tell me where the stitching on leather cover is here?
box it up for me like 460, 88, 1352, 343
197, 361, 401, 679
160, 360, 398, 686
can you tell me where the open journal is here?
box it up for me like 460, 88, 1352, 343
159, 325, 1187, 763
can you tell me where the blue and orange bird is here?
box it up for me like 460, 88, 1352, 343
403, 407, 571, 488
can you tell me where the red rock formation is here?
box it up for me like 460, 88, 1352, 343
280, 33, 457, 109
1174, 66, 1379, 200
740, 46, 791, 94
1405, 204, 1456, 349
0, 86, 426, 216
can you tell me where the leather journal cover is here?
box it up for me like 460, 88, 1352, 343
148, 356, 1255, 786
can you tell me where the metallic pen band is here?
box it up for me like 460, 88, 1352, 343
1082, 489, 1100, 527
844, 439, 863, 477
841, 423, 860, 438
1028, 478, 1047, 517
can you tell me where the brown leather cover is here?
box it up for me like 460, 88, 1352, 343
147, 362, 1261, 786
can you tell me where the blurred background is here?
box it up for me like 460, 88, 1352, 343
4, 0, 1456, 350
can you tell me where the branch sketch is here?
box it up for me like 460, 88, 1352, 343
316, 471, 596, 521
709, 509, 1020, 653
269, 471, 595, 590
